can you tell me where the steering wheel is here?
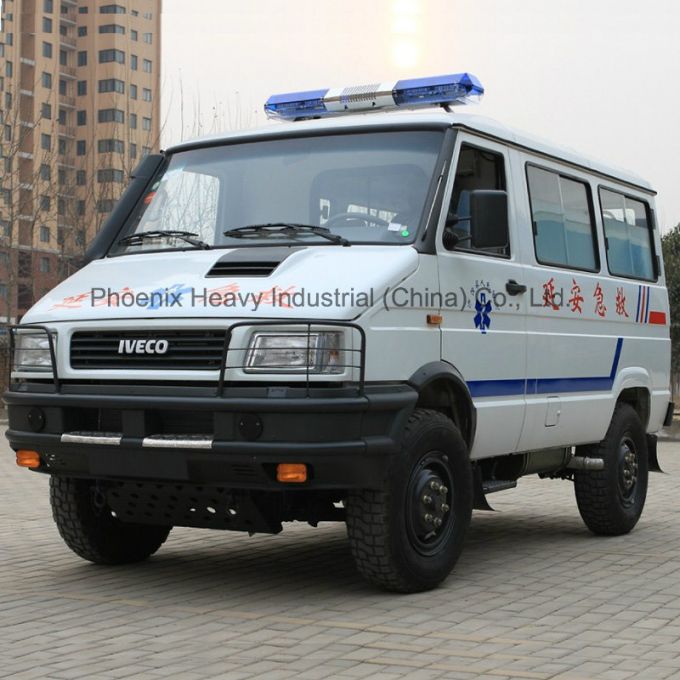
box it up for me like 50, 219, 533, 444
324, 211, 390, 229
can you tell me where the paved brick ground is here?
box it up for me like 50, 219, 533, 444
2, 430, 680, 680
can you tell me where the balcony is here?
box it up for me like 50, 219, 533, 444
58, 125, 76, 139
60, 95, 76, 108
58, 157, 75, 168
60, 35, 76, 50
59, 65, 77, 79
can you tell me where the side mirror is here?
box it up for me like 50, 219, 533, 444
469, 190, 509, 249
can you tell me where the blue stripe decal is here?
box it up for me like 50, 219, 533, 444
635, 286, 642, 323
468, 337, 623, 398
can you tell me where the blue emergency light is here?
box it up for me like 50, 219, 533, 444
264, 73, 484, 121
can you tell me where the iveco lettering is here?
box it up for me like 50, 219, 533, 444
4, 73, 672, 592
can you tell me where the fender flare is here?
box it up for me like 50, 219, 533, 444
408, 361, 477, 449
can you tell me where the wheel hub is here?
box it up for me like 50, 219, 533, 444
618, 437, 638, 503
407, 454, 454, 555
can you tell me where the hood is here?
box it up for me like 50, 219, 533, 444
22, 245, 420, 324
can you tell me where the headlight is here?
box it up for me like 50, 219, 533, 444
12, 331, 55, 373
245, 332, 343, 374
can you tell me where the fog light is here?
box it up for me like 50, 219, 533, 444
16, 450, 41, 468
276, 463, 307, 483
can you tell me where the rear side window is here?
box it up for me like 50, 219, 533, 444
599, 188, 655, 281
527, 165, 598, 271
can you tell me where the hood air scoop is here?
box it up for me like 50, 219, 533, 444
206, 246, 302, 278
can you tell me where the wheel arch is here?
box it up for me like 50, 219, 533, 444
408, 361, 476, 450
616, 386, 651, 430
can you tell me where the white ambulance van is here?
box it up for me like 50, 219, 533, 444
5, 74, 672, 592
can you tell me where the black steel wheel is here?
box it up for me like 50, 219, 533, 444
346, 408, 473, 592
574, 402, 648, 536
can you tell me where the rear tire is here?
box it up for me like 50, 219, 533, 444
574, 403, 648, 536
50, 477, 171, 564
346, 408, 472, 592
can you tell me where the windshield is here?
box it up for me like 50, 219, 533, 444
111, 130, 444, 254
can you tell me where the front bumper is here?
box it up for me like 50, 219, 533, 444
4, 382, 417, 490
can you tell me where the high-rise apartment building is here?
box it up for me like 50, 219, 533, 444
0, 0, 162, 323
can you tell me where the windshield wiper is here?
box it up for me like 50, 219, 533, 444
223, 223, 350, 247
118, 230, 212, 250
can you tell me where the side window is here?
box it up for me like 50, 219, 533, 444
527, 166, 598, 271
445, 145, 508, 256
600, 188, 655, 281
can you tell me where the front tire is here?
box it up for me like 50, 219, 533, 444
574, 403, 648, 536
346, 409, 473, 592
50, 477, 171, 564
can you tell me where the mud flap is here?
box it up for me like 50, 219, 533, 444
647, 434, 664, 473
472, 465, 495, 511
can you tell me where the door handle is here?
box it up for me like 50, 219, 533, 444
506, 279, 527, 296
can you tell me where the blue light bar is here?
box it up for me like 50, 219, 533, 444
264, 73, 484, 121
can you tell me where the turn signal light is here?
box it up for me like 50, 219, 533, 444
16, 450, 41, 468
276, 463, 308, 483
427, 314, 443, 326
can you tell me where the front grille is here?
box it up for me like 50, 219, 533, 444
70, 330, 226, 370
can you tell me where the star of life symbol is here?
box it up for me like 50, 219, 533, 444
474, 292, 492, 333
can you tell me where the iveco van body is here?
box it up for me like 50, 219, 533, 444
5, 74, 672, 592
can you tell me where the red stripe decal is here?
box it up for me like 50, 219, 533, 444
648, 311, 666, 325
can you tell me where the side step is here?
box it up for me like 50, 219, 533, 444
482, 479, 517, 494
473, 475, 518, 511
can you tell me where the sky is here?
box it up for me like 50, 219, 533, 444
161, 0, 680, 229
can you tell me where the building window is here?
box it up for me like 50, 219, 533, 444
39, 163, 51, 180
130, 84, 137, 99
43, 0, 53, 12
41, 102, 52, 119
77, 110, 86, 126
42, 72, 52, 88
59, 49, 68, 66
98, 78, 125, 94
98, 138, 124, 154
99, 49, 125, 64
42, 41, 52, 58
130, 54, 138, 70
57, 138, 67, 154
40, 226, 50, 243
78, 6, 88, 13
143, 32, 152, 44
100, 4, 126, 14
77, 50, 87, 66
142, 88, 151, 102
98, 108, 125, 123
97, 168, 125, 183
76, 140, 86, 155
130, 143, 137, 159
40, 257, 50, 273
99, 24, 125, 34
131, 9, 139, 17
58, 168, 66, 185
77, 201, 85, 217
59, 79, 67, 95
58, 108, 67, 124
142, 116, 151, 131
43, 16, 53, 33
77, 80, 87, 96
142, 59, 152, 73
131, 29, 138, 41
142, 146, 151, 157
40, 195, 51, 210
57, 197, 66, 215
41, 133, 51, 151
76, 170, 86, 185
4, 125, 11, 142
78, 26, 87, 36
129, 113, 137, 129
97, 199, 115, 213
